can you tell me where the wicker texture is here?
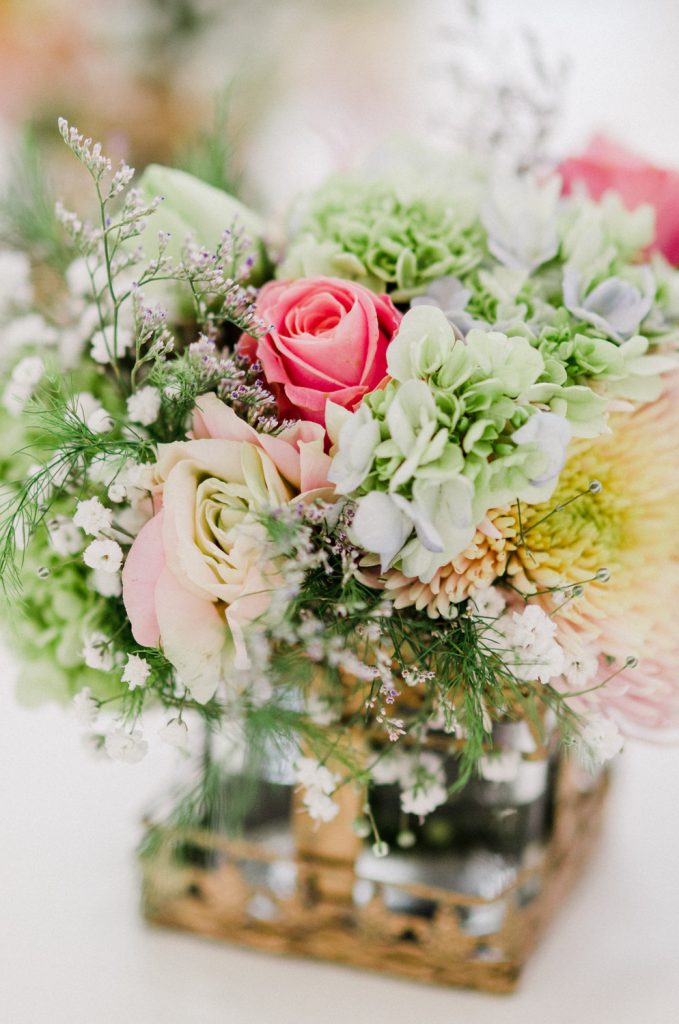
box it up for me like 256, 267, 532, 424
140, 760, 608, 993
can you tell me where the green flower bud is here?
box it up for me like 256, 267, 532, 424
138, 164, 268, 282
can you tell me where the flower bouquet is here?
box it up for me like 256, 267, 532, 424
1, 120, 678, 992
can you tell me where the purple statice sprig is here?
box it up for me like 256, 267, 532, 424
149, 333, 284, 439
171, 230, 268, 339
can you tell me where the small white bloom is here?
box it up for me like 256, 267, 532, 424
563, 647, 599, 689
82, 632, 114, 671
65, 257, 108, 299
91, 568, 122, 598
370, 748, 413, 786
87, 452, 119, 487
495, 605, 566, 684
303, 789, 340, 822
105, 725, 148, 764
401, 780, 448, 817
119, 460, 151, 497
575, 714, 624, 769
90, 325, 133, 364
126, 385, 161, 426
87, 406, 114, 433
478, 749, 522, 783
158, 718, 189, 751
107, 482, 126, 503
73, 497, 113, 537
507, 605, 557, 649
350, 491, 413, 573
11, 355, 45, 387
70, 392, 114, 434
3, 355, 45, 413
0, 249, 32, 318
72, 687, 99, 726
1, 313, 57, 353
469, 585, 506, 620
122, 654, 151, 691
83, 538, 123, 573
47, 515, 82, 556
396, 751, 447, 818
3, 380, 31, 415
294, 757, 340, 795
294, 757, 341, 822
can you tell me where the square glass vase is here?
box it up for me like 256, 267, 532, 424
139, 733, 608, 994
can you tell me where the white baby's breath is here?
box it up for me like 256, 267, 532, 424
158, 718, 189, 751
90, 325, 133, 365
83, 538, 123, 573
3, 356, 45, 414
574, 714, 624, 769
0, 249, 32, 319
105, 725, 148, 764
72, 687, 99, 727
91, 568, 122, 598
122, 654, 151, 691
81, 632, 114, 671
47, 515, 82, 556
294, 757, 341, 822
107, 482, 127, 503
127, 385, 161, 426
478, 749, 522, 783
74, 497, 113, 537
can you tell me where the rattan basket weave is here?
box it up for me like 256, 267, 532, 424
140, 758, 607, 993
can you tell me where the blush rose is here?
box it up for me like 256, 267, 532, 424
239, 276, 401, 426
121, 395, 332, 700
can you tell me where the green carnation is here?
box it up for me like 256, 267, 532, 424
279, 178, 486, 301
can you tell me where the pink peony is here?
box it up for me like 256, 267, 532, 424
122, 394, 332, 700
559, 135, 679, 264
239, 276, 401, 426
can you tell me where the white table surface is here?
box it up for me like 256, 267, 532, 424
1, 645, 678, 1024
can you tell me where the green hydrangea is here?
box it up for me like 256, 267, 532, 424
328, 306, 606, 582
0, 365, 126, 706
4, 496, 123, 706
279, 178, 486, 301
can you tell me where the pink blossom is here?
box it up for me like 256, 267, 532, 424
239, 277, 401, 426
560, 135, 679, 264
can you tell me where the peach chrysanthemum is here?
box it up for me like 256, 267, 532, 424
368, 507, 518, 619
509, 381, 679, 737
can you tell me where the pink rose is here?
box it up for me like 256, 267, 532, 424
240, 277, 401, 426
560, 136, 679, 264
122, 394, 332, 699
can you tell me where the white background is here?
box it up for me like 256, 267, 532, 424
2, 1, 679, 1021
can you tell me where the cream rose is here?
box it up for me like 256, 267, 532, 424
122, 395, 332, 700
